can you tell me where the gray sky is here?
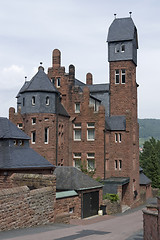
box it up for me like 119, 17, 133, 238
0, 0, 159, 119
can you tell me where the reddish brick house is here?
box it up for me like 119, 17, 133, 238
9, 16, 141, 207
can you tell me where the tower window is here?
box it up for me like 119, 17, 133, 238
57, 78, 61, 88
119, 160, 122, 170
115, 70, 120, 84
44, 127, 49, 144
46, 96, 50, 105
121, 69, 126, 84
32, 118, 36, 125
115, 44, 120, 53
121, 44, 125, 52
115, 160, 118, 170
73, 123, 81, 141
32, 96, 35, 106
31, 131, 36, 144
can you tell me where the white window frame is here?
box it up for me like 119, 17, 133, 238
73, 123, 81, 141
87, 153, 95, 171
17, 123, 23, 129
121, 44, 125, 52
32, 96, 35, 106
119, 133, 122, 143
119, 160, 122, 170
115, 70, 120, 84
87, 123, 95, 141
31, 131, 36, 144
46, 96, 50, 106
115, 160, 118, 170
75, 103, 80, 113
121, 69, 126, 84
73, 153, 81, 169
44, 127, 49, 144
32, 118, 36, 125
115, 133, 118, 143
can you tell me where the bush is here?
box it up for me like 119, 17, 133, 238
103, 193, 119, 202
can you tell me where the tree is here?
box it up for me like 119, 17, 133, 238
140, 137, 160, 188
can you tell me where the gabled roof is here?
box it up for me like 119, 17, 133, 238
140, 172, 152, 185
0, 147, 54, 170
0, 118, 30, 140
20, 66, 59, 94
107, 17, 138, 47
54, 166, 103, 191
105, 116, 126, 131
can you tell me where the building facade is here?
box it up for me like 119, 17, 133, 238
9, 16, 140, 207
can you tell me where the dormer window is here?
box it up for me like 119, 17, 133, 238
32, 96, 35, 106
121, 44, 125, 52
115, 44, 120, 53
46, 96, 50, 106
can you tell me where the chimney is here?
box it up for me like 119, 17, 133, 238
69, 64, 75, 84
52, 49, 61, 69
86, 73, 93, 85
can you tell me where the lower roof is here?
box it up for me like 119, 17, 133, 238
102, 177, 130, 185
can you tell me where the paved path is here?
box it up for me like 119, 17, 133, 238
1, 198, 157, 240
0, 209, 144, 240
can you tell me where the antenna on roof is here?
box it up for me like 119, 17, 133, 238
114, 13, 117, 19
25, 76, 27, 82
129, 12, 132, 17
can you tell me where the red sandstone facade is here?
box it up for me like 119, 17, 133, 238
9, 17, 141, 207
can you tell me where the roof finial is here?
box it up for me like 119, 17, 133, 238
25, 76, 27, 82
129, 12, 132, 17
114, 13, 117, 19
40, 62, 43, 66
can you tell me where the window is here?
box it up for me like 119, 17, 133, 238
73, 123, 81, 141
23, 97, 25, 106
121, 44, 125, 52
115, 160, 118, 170
19, 140, 24, 146
89, 98, 100, 112
17, 123, 23, 129
87, 123, 95, 141
115, 70, 120, 84
45, 118, 49, 121
57, 78, 61, 88
121, 69, 126, 84
115, 133, 122, 143
32, 96, 35, 105
73, 153, 81, 169
46, 96, 50, 105
119, 160, 122, 170
32, 118, 36, 125
115, 133, 118, 143
14, 140, 18, 146
75, 103, 80, 113
87, 153, 95, 171
69, 207, 74, 214
44, 127, 49, 144
115, 44, 120, 53
51, 77, 55, 84
31, 131, 36, 144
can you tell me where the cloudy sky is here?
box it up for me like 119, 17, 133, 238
0, 0, 159, 119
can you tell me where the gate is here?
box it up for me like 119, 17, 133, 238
82, 191, 99, 218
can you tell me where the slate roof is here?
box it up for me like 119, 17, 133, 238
58, 102, 70, 117
0, 117, 30, 140
54, 166, 103, 191
139, 167, 152, 185
20, 66, 59, 94
105, 116, 126, 131
107, 17, 138, 44
0, 147, 54, 170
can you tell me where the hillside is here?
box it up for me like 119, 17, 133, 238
138, 119, 160, 146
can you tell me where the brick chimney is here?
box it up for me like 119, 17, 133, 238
86, 73, 93, 85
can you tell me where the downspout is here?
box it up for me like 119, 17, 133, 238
55, 94, 59, 166
104, 129, 106, 180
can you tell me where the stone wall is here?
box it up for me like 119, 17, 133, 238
143, 197, 160, 240
0, 173, 56, 231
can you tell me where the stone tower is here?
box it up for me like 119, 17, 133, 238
106, 16, 140, 206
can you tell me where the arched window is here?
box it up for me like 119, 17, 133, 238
32, 96, 35, 105
121, 44, 125, 52
46, 96, 50, 105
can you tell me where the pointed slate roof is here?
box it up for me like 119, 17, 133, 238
54, 166, 103, 191
0, 117, 30, 140
20, 66, 59, 94
107, 17, 138, 47
105, 116, 126, 131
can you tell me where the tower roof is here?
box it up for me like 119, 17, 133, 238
0, 117, 30, 140
20, 66, 59, 94
107, 17, 138, 47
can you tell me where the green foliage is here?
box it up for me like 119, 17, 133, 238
103, 193, 119, 202
140, 137, 160, 188
80, 162, 96, 178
